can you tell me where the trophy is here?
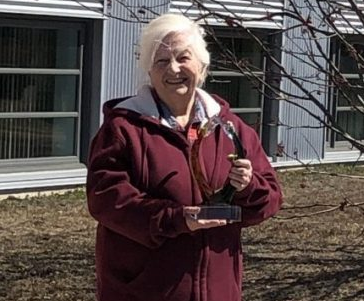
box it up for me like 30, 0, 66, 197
191, 116, 245, 222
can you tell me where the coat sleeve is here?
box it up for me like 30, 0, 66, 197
232, 119, 283, 227
86, 121, 190, 249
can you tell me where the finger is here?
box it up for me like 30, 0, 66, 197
230, 171, 252, 183
183, 206, 201, 215
195, 219, 227, 228
185, 216, 227, 231
232, 159, 251, 168
230, 179, 248, 191
229, 179, 243, 191
229, 174, 244, 184
229, 170, 250, 181
230, 167, 248, 177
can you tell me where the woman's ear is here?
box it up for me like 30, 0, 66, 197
198, 65, 208, 87
148, 70, 155, 87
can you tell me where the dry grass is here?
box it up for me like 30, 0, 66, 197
243, 164, 364, 301
0, 190, 95, 301
0, 164, 364, 301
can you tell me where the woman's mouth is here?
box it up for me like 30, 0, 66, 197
166, 78, 186, 84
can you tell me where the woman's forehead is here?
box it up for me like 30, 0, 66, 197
155, 43, 191, 57
155, 33, 193, 56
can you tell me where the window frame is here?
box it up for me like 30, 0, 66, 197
203, 27, 281, 158
0, 18, 85, 164
327, 36, 364, 150
204, 28, 268, 136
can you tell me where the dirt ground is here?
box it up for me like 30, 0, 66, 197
0, 164, 363, 301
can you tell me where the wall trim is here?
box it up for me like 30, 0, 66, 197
0, 168, 87, 192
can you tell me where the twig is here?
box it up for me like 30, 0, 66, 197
307, 170, 364, 179
275, 201, 364, 220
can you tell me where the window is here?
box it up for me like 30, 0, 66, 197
328, 38, 364, 149
204, 30, 266, 135
0, 23, 84, 161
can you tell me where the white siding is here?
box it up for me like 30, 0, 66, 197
0, 0, 104, 19
331, 1, 364, 33
170, 0, 284, 29
278, 0, 328, 162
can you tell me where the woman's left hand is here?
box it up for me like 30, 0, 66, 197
228, 159, 253, 192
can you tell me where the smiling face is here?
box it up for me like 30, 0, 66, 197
149, 32, 204, 110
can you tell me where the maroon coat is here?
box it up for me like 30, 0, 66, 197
87, 86, 282, 301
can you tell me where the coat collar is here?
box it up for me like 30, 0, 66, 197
114, 85, 221, 125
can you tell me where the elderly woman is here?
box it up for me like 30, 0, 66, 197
87, 13, 282, 301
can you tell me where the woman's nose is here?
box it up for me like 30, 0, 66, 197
169, 59, 181, 73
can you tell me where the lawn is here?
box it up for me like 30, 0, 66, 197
0, 164, 363, 301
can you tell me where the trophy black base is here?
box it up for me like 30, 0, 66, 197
195, 204, 241, 222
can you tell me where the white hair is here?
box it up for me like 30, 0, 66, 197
138, 13, 210, 86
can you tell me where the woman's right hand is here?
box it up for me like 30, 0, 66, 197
183, 206, 227, 231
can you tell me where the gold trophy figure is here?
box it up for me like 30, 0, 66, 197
191, 116, 245, 222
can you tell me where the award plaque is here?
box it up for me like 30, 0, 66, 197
191, 116, 245, 222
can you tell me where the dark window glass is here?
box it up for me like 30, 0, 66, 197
339, 43, 364, 74
204, 75, 261, 108
337, 111, 364, 141
337, 79, 364, 107
0, 27, 79, 69
207, 36, 263, 71
235, 112, 261, 135
0, 117, 76, 159
0, 74, 78, 112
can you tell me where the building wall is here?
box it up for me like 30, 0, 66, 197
278, 0, 329, 162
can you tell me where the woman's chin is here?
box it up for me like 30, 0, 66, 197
173, 86, 192, 97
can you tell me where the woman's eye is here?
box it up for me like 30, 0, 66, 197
155, 59, 169, 65
179, 56, 190, 62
